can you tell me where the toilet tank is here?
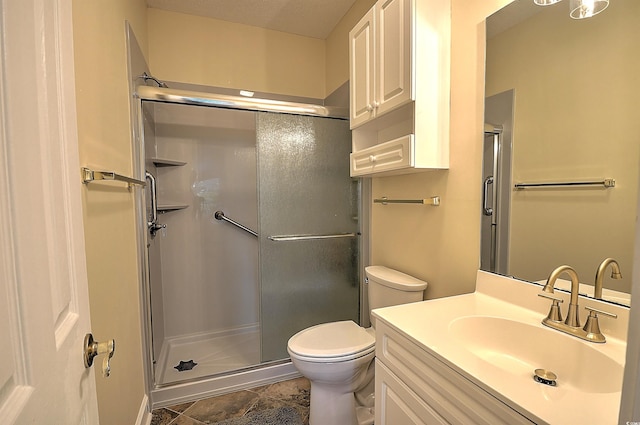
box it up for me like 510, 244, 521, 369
366, 266, 428, 323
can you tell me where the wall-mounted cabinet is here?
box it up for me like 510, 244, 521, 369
349, 0, 450, 177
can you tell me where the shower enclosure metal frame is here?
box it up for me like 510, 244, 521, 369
481, 89, 514, 276
130, 82, 370, 409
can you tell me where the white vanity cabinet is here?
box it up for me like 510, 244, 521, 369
349, 0, 450, 177
375, 320, 535, 425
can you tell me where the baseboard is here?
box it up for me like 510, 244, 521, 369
135, 394, 152, 425
150, 361, 300, 410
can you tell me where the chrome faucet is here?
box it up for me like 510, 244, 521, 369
594, 258, 622, 300
539, 265, 617, 343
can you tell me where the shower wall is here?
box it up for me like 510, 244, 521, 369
144, 102, 259, 357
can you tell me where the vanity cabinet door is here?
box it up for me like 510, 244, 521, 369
376, 360, 448, 425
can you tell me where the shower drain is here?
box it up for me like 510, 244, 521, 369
533, 368, 557, 386
174, 359, 198, 372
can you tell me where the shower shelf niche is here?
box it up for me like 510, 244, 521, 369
158, 204, 189, 213
152, 157, 187, 167
149, 157, 188, 213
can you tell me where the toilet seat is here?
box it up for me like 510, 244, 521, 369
288, 320, 375, 362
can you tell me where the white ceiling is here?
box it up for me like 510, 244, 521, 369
146, 0, 357, 39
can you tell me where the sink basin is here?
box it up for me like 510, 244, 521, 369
373, 271, 628, 425
448, 316, 624, 394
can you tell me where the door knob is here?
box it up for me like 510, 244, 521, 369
84, 333, 115, 377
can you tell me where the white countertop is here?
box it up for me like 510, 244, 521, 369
372, 270, 628, 425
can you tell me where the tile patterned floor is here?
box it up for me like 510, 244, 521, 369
151, 377, 310, 425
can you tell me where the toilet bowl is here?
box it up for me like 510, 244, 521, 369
287, 266, 428, 425
288, 321, 375, 425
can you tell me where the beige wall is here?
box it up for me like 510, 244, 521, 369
486, 0, 639, 292
325, 0, 377, 95
147, 9, 326, 99
72, 0, 148, 423
147, 0, 377, 99
370, 0, 511, 300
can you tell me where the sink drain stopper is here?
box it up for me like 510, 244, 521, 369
533, 369, 557, 386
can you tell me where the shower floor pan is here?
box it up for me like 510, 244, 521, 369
155, 324, 260, 385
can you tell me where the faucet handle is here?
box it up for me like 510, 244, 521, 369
584, 306, 617, 319
538, 293, 564, 322
582, 306, 617, 343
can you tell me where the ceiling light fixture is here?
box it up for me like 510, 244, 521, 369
533, 0, 562, 5
569, 0, 609, 19
533, 0, 609, 19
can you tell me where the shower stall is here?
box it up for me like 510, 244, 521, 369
134, 85, 362, 406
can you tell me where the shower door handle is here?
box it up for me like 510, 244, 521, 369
268, 233, 357, 241
145, 171, 166, 236
483, 176, 494, 216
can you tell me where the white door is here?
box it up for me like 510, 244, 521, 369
0, 0, 99, 423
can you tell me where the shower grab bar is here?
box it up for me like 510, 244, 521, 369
482, 176, 494, 216
82, 167, 146, 187
268, 233, 357, 242
145, 171, 166, 236
146, 172, 158, 226
214, 211, 258, 237
514, 178, 615, 190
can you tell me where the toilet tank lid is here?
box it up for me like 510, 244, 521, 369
365, 266, 428, 291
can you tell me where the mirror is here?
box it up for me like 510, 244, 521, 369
482, 0, 639, 305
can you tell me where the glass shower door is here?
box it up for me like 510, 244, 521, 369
257, 112, 359, 361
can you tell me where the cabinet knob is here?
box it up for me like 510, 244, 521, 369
366, 104, 374, 112
369, 155, 377, 163
372, 101, 380, 109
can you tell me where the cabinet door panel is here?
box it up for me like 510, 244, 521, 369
376, 361, 447, 425
377, 0, 412, 116
350, 7, 375, 129
350, 134, 414, 176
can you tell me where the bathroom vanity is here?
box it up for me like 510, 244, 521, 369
372, 271, 628, 424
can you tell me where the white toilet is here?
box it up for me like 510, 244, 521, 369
287, 266, 428, 425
